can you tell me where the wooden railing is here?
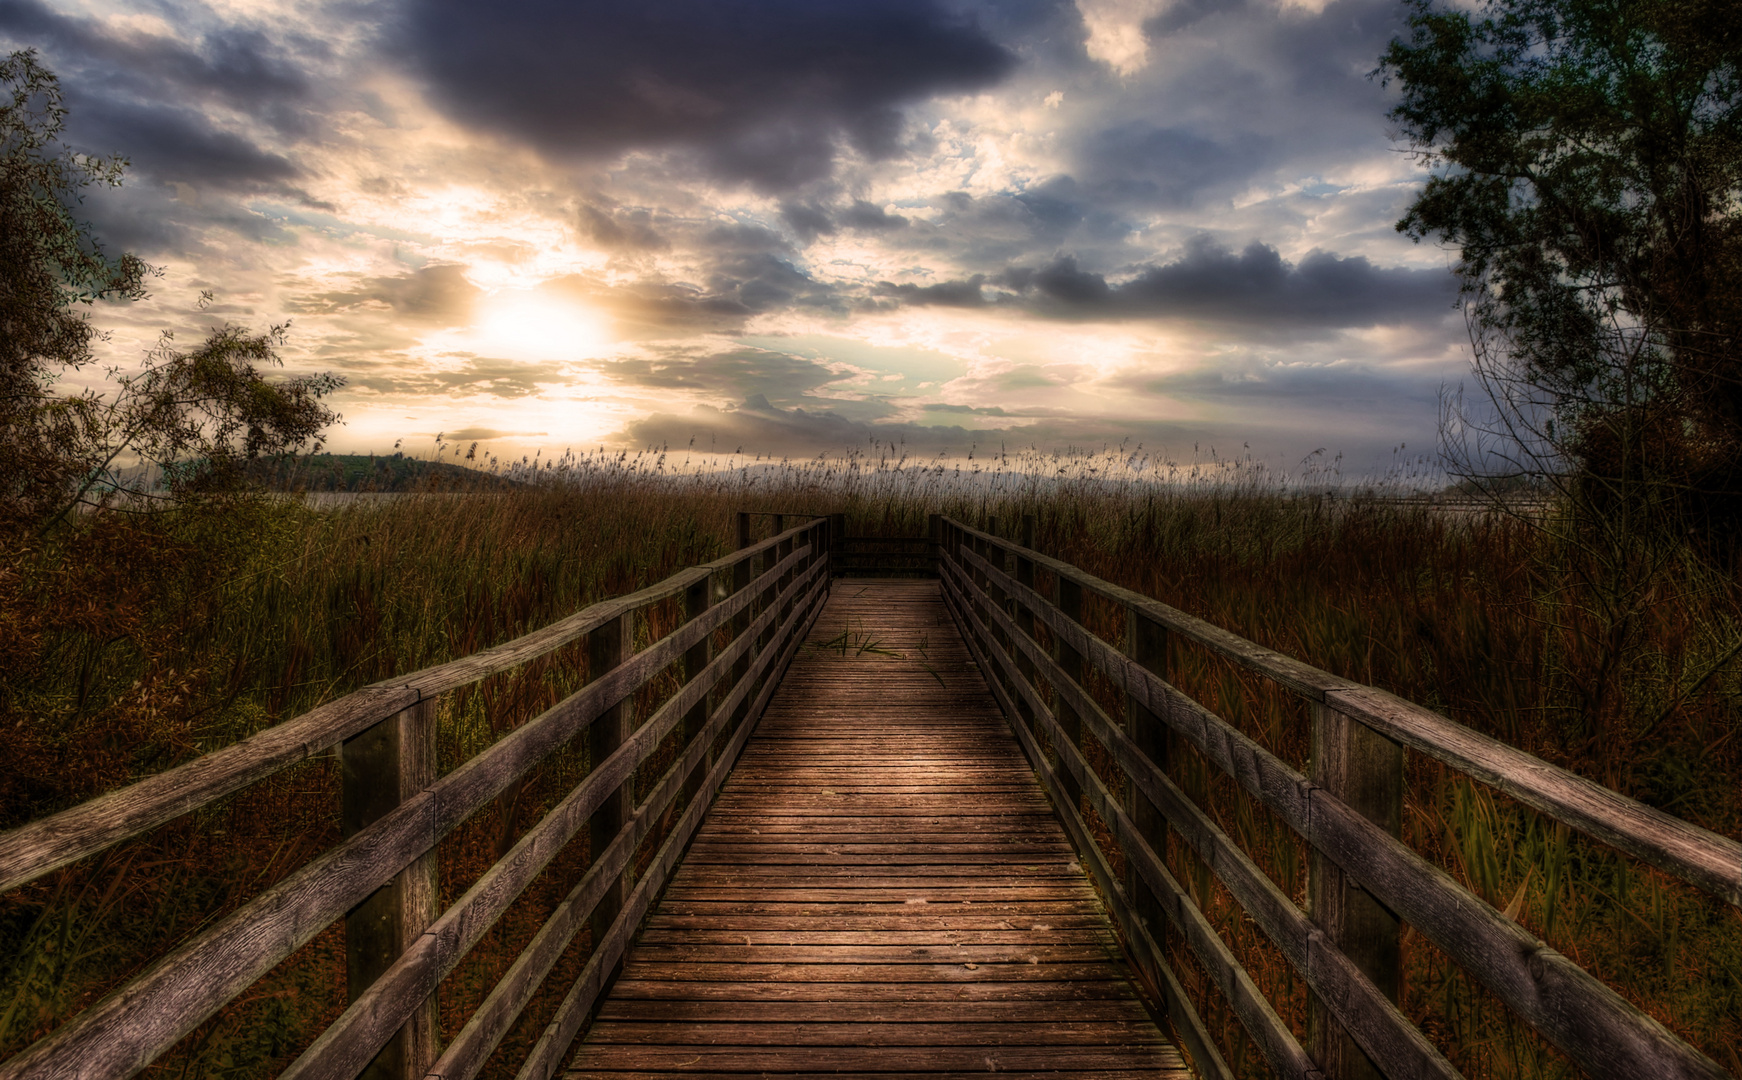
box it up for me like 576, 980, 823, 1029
0, 516, 833, 1080
935, 515, 1739, 1080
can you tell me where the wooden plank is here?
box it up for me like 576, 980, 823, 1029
564, 580, 1187, 1080
950, 554, 1457, 1080
568, 1072, 1163, 1080
593, 1000, 1151, 1022
604, 979, 1142, 1002
585, 1021, 1166, 1045
568, 1072, 1162, 1080
566, 1045, 1176, 1070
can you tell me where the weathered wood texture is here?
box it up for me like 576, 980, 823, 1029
945, 520, 1741, 910
942, 518, 1736, 1080
0, 524, 830, 1080
566, 580, 1189, 1080
0, 522, 822, 895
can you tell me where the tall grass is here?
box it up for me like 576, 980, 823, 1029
1, 444, 1738, 1077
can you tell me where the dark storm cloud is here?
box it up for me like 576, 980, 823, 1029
404, 0, 1016, 191
1079, 124, 1267, 208
0, 0, 310, 113
68, 96, 299, 188
580, 205, 670, 253
1001, 237, 1455, 328
840, 200, 910, 232
871, 276, 989, 308
290, 265, 482, 325
883, 186, 1113, 266
0, 0, 313, 199
1054, 0, 1410, 215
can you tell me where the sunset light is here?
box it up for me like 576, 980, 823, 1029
470, 292, 614, 363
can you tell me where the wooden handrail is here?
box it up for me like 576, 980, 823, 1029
0, 520, 820, 894
946, 519, 1742, 909
938, 517, 1734, 1080
0, 516, 832, 1080
945, 549, 1451, 1080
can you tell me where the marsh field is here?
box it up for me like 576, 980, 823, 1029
2, 449, 1739, 1079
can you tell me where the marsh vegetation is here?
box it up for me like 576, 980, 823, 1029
1, 447, 1738, 1077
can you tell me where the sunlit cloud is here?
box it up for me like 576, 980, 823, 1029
2, 0, 1469, 469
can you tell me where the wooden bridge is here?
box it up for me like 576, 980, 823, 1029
1, 514, 1738, 1080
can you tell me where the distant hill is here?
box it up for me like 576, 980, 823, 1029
248, 453, 518, 492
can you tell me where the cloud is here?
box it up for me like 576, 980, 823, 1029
579, 204, 669, 252
599, 347, 846, 404
871, 276, 989, 308
404, 0, 1016, 190
1000, 237, 1456, 328
1124, 358, 1442, 410
347, 356, 567, 399
0, 0, 312, 190
440, 427, 547, 441
617, 394, 981, 456
0, 0, 310, 114
1078, 124, 1267, 208
614, 393, 1242, 459
291, 265, 481, 325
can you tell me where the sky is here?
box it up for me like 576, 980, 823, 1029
4, 0, 1471, 474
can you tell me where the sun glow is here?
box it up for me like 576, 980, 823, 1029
471, 291, 614, 361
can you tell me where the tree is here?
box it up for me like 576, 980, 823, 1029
1379, 0, 1742, 547
0, 49, 340, 531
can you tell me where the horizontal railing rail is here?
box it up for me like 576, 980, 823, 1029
0, 516, 833, 1080
936, 515, 1736, 1080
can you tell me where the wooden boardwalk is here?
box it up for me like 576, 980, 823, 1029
567, 579, 1189, 1079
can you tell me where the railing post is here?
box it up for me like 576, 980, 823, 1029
1309, 701, 1404, 1080
680, 573, 713, 811
1052, 569, 1086, 816
979, 523, 1015, 701
341, 696, 438, 1080
585, 612, 633, 978
1010, 516, 1039, 736
773, 530, 795, 638
830, 514, 846, 576
724, 515, 754, 758
1123, 605, 1170, 999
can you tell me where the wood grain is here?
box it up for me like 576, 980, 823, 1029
0, 546, 823, 1080
949, 533, 1733, 1080
284, 563, 830, 1080
951, 520, 1741, 910
0, 522, 824, 895
564, 580, 1189, 1080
